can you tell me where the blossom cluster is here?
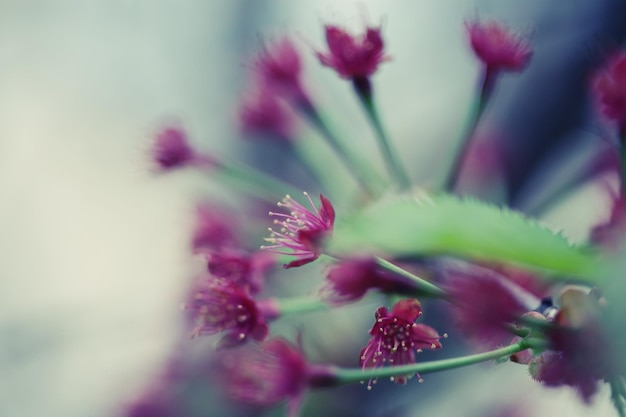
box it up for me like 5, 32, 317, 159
123, 10, 626, 417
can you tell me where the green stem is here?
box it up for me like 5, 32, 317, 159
290, 138, 343, 201
375, 257, 447, 298
352, 78, 411, 189
257, 297, 329, 322
517, 314, 553, 332
334, 340, 529, 384
273, 296, 329, 316
195, 154, 298, 203
443, 67, 496, 191
505, 323, 531, 338
295, 100, 382, 197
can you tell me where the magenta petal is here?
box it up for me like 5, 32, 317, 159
319, 194, 336, 224
317, 23, 389, 78
391, 299, 423, 322
265, 193, 335, 268
325, 26, 351, 57
250, 322, 270, 342
283, 256, 318, 269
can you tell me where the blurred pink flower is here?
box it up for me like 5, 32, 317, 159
466, 20, 532, 72
444, 266, 528, 348
530, 289, 613, 403
191, 203, 239, 253
151, 127, 195, 171
239, 87, 297, 141
207, 249, 275, 295
183, 277, 269, 349
320, 258, 418, 305
220, 338, 310, 417
316, 24, 389, 79
254, 38, 307, 102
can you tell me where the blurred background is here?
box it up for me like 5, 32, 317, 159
0, 1, 625, 416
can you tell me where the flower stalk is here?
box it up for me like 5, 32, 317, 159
268, 296, 329, 317
443, 67, 495, 191
295, 100, 382, 197
195, 154, 300, 202
374, 257, 447, 298
353, 77, 412, 190
334, 339, 531, 385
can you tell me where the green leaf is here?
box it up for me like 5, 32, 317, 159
328, 192, 601, 281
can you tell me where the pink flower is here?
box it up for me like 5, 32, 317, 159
183, 277, 269, 349
320, 258, 418, 305
593, 51, 626, 133
530, 289, 613, 403
263, 193, 335, 268
220, 338, 310, 417
360, 299, 443, 387
466, 20, 532, 72
239, 87, 297, 141
151, 127, 195, 171
532, 334, 605, 403
254, 38, 305, 99
444, 265, 529, 348
207, 249, 275, 296
316, 24, 389, 79
191, 203, 239, 253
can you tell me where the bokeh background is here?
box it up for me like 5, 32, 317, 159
1, 1, 625, 416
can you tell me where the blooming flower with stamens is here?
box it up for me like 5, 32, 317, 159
360, 299, 443, 388
316, 24, 389, 80
263, 193, 335, 268
152, 127, 196, 171
466, 20, 532, 72
592, 51, 626, 134
183, 276, 269, 349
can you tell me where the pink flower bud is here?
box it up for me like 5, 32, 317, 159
316, 24, 389, 80
151, 127, 195, 171
466, 20, 532, 72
